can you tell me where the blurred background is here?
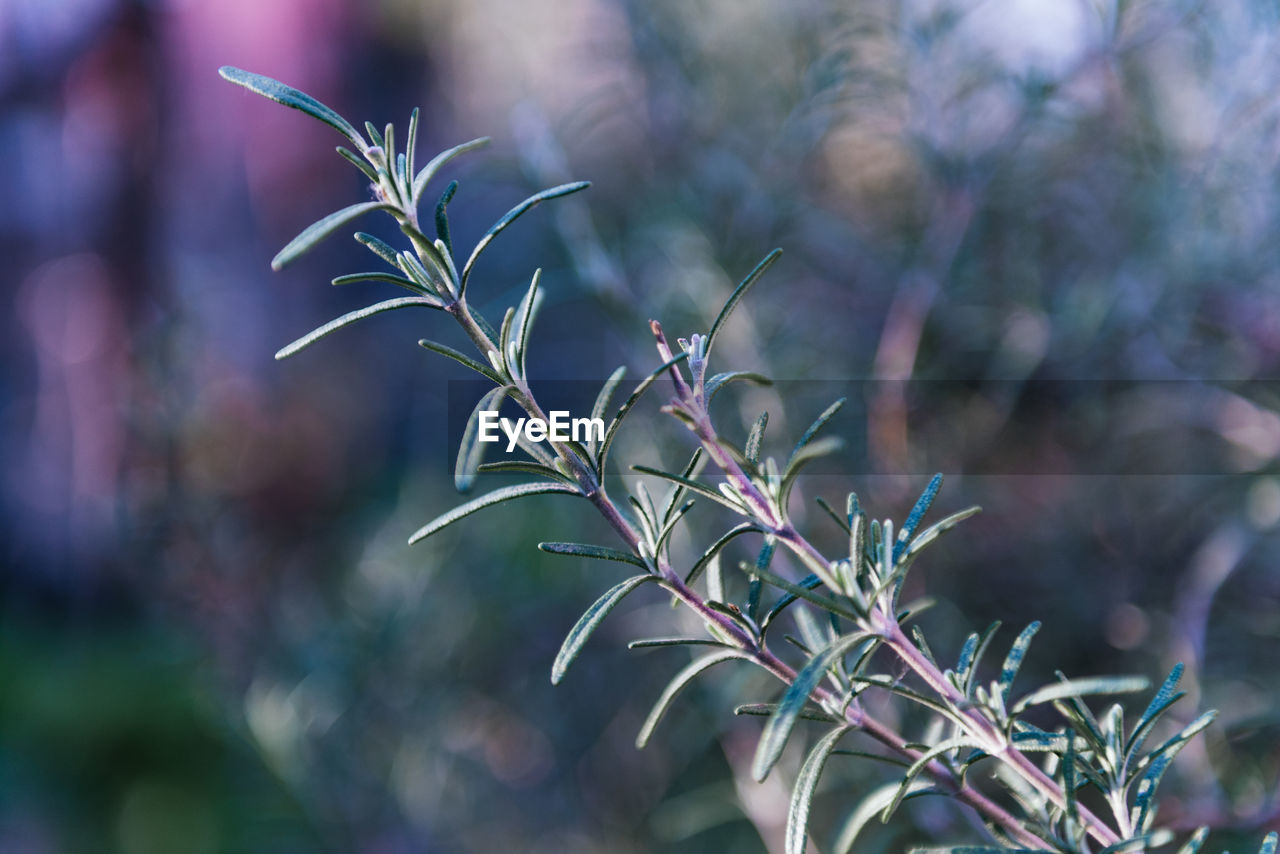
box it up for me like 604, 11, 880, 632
2, 0, 1279, 851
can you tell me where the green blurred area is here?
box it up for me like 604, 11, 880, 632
2, 0, 1279, 851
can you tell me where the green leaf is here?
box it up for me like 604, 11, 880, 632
514, 268, 542, 377
538, 541, 647, 568
752, 631, 872, 781
656, 499, 696, 552
629, 638, 727, 649
469, 306, 502, 348
1099, 834, 1176, 854
894, 473, 943, 562
903, 506, 982, 559
475, 460, 573, 483
336, 145, 378, 182
584, 367, 627, 461
635, 650, 744, 746
383, 122, 396, 186
1131, 750, 1172, 835
598, 353, 689, 471
331, 271, 423, 294
1063, 728, 1079, 822
275, 297, 444, 359
434, 179, 458, 255
746, 412, 769, 466
705, 371, 773, 401
631, 465, 748, 513
747, 564, 863, 623
219, 66, 364, 149
552, 575, 658, 685
395, 249, 441, 295
1012, 675, 1150, 715
408, 482, 580, 545
1126, 663, 1184, 759
405, 107, 420, 187
706, 249, 782, 362
787, 727, 851, 854
1010, 728, 1069, 752
354, 232, 401, 267
999, 621, 1041, 709
848, 500, 865, 576
910, 626, 940, 671
707, 600, 758, 638
418, 338, 505, 384
758, 575, 843, 640
686, 522, 761, 586
779, 436, 845, 511
747, 539, 775, 623
814, 496, 850, 534
1134, 710, 1216, 776
734, 703, 839, 723
834, 779, 936, 854
272, 201, 391, 270
397, 224, 451, 286
590, 366, 626, 423
455, 385, 510, 493
847, 675, 965, 724
788, 398, 846, 467
434, 242, 461, 294
461, 181, 591, 291
882, 737, 988, 822
660, 449, 704, 526
411, 137, 490, 207
1055, 690, 1108, 753
955, 621, 1002, 697
497, 306, 517, 373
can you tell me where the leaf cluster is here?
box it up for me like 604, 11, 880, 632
222, 67, 1276, 854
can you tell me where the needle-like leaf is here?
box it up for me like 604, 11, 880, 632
408, 483, 580, 545
706, 249, 782, 363
636, 650, 745, 747
455, 386, 510, 493
552, 575, 658, 685
219, 66, 364, 149
461, 182, 591, 291
275, 297, 443, 359
786, 726, 851, 854
272, 202, 391, 270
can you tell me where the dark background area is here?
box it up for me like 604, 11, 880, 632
2, 0, 1278, 851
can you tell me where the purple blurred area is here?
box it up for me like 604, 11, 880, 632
2, 1, 1279, 852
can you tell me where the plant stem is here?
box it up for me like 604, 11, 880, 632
408, 196, 1066, 848
437, 292, 1057, 848
645, 324, 1123, 848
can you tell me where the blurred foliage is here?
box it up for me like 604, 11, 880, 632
2, 0, 1279, 851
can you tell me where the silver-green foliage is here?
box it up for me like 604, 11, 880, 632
221, 67, 1276, 854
